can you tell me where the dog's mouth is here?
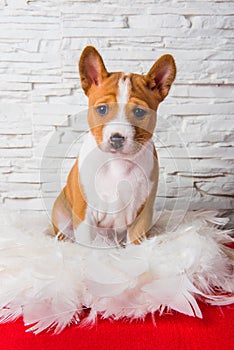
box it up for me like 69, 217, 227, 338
99, 140, 142, 155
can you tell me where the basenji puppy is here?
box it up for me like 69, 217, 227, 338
52, 46, 176, 245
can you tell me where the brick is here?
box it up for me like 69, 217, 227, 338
128, 14, 191, 29
6, 0, 28, 8
0, 134, 32, 148
5, 190, 41, 199
194, 177, 234, 196
7, 172, 41, 183
172, 85, 234, 99
4, 198, 45, 210
159, 103, 234, 115
161, 158, 233, 175
0, 122, 32, 135
0, 159, 11, 167
0, 15, 59, 24
63, 16, 127, 29
0, 82, 31, 91
61, 3, 142, 15
0, 148, 32, 157
147, 2, 234, 16
32, 114, 69, 126
158, 147, 234, 160
191, 15, 234, 30
164, 36, 234, 50
32, 103, 80, 115
0, 29, 60, 40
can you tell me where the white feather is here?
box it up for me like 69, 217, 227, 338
0, 209, 233, 333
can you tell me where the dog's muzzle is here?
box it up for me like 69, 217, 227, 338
109, 133, 126, 150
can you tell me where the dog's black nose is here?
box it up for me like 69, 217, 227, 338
109, 133, 125, 150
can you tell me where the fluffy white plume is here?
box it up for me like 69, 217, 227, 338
0, 210, 233, 334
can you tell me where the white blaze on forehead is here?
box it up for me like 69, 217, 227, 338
103, 76, 134, 143
117, 77, 130, 110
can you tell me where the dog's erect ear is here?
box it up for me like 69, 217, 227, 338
146, 54, 176, 101
79, 46, 108, 95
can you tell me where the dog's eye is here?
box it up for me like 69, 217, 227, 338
133, 108, 146, 119
96, 105, 109, 116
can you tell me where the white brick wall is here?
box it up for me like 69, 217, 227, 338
0, 0, 233, 214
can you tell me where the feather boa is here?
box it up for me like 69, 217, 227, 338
0, 210, 233, 334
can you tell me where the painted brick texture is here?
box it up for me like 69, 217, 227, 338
0, 0, 233, 213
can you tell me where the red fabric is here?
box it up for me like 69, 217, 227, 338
1, 304, 233, 350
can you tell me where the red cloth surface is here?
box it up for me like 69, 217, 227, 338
1, 304, 233, 350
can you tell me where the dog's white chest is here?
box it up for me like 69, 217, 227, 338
79, 132, 155, 231
94, 157, 149, 229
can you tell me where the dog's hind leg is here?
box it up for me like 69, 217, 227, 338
52, 190, 74, 241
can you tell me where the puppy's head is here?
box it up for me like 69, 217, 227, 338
79, 46, 176, 155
